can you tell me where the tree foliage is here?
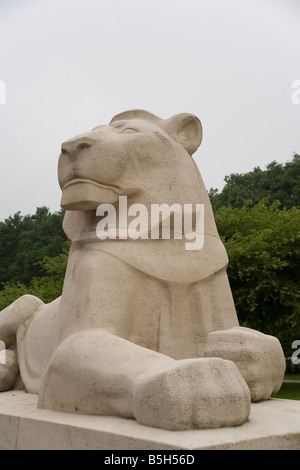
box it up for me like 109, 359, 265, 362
208, 155, 300, 356
209, 154, 300, 211
0, 242, 69, 311
215, 202, 300, 355
0, 207, 66, 286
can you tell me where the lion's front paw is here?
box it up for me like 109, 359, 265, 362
204, 327, 286, 401
0, 349, 19, 392
132, 357, 250, 430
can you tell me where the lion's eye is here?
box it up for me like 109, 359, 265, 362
120, 128, 139, 134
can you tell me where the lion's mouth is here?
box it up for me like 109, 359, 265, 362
61, 178, 121, 210
62, 178, 120, 193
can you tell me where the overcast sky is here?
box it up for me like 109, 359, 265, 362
0, 0, 299, 221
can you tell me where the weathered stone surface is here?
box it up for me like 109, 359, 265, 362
204, 327, 286, 401
132, 357, 250, 430
0, 391, 299, 450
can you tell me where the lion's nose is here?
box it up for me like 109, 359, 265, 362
61, 136, 95, 160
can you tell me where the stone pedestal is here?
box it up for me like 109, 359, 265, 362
0, 391, 299, 450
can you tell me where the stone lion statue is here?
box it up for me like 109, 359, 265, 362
0, 110, 285, 430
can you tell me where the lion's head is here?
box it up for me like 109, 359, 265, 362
58, 110, 203, 211
58, 110, 227, 283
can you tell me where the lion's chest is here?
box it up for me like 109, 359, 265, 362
57, 245, 206, 359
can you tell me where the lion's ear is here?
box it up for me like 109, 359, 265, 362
161, 113, 203, 155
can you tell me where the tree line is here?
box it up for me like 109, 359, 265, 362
0, 155, 299, 356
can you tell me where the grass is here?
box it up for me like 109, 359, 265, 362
272, 373, 300, 401
284, 373, 300, 381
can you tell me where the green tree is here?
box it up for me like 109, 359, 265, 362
215, 201, 300, 356
209, 154, 300, 211
0, 207, 66, 287
0, 212, 23, 283
0, 242, 69, 310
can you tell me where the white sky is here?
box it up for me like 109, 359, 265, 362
0, 0, 299, 221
